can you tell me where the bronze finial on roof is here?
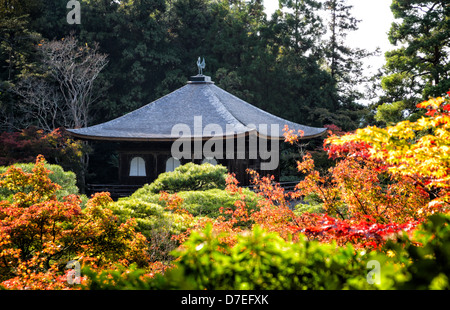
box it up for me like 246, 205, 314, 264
197, 57, 206, 75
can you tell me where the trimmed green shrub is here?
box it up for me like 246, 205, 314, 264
167, 188, 261, 218
82, 263, 152, 290
108, 197, 191, 262
125, 186, 262, 220
83, 225, 375, 290
108, 198, 188, 238
134, 162, 228, 195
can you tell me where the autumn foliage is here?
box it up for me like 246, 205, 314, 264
1, 91, 450, 290
326, 91, 450, 215
0, 126, 84, 167
285, 92, 450, 249
161, 92, 450, 252
0, 155, 149, 289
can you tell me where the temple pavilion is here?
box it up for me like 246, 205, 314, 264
68, 70, 326, 191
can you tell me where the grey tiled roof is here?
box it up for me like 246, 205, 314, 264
67, 79, 326, 141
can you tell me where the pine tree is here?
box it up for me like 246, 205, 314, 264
0, 1, 42, 131
323, 0, 377, 108
380, 0, 450, 117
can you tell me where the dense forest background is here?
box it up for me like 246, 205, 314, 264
1, 0, 449, 185
0, 0, 381, 131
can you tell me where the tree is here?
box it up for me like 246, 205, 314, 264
39, 34, 108, 129
0, 11, 41, 131
379, 0, 450, 121
0, 126, 88, 189
323, 0, 378, 108
292, 151, 430, 223
0, 156, 149, 289
327, 91, 450, 213
12, 76, 66, 132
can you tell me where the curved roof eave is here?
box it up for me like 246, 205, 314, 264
67, 128, 327, 142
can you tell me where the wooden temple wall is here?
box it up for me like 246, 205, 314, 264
117, 138, 280, 187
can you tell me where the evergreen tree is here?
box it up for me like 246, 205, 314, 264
377, 0, 450, 124
323, 0, 376, 108
0, 1, 42, 131
252, 0, 336, 127
166, 0, 213, 74
0, 0, 381, 132
78, 0, 177, 123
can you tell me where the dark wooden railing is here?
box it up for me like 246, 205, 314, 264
243, 181, 303, 210
87, 184, 142, 199
242, 181, 299, 192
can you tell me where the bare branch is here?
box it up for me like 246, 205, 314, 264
12, 76, 68, 132
38, 35, 108, 128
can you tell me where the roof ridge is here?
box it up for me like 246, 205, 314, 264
202, 84, 254, 136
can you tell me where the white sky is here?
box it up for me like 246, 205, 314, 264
264, 0, 397, 74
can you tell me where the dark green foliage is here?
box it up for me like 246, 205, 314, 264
162, 225, 371, 290
377, 0, 450, 125
82, 263, 152, 290
1, 0, 372, 136
109, 161, 253, 232
383, 213, 450, 289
